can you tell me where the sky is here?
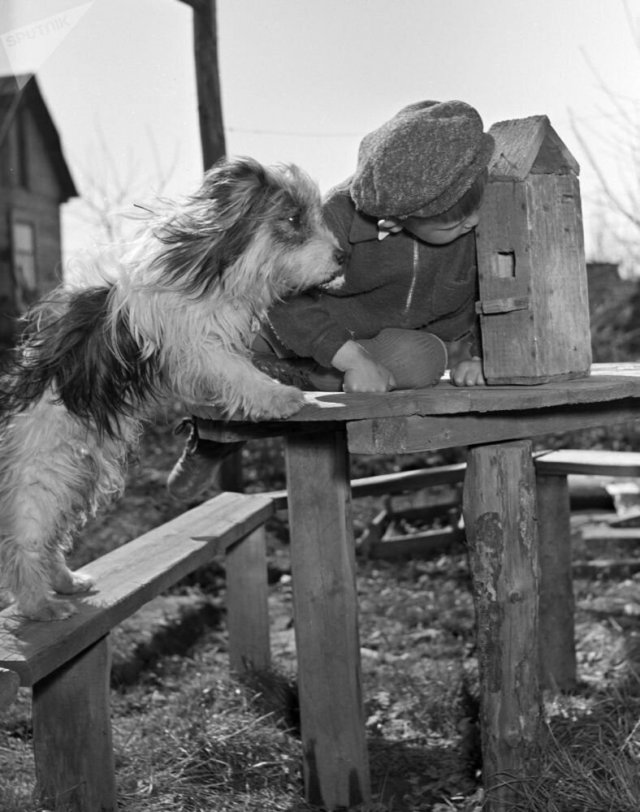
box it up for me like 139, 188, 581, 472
0, 0, 638, 268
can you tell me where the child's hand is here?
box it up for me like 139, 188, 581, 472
332, 340, 396, 392
450, 357, 485, 387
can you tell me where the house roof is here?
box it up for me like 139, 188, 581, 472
0, 72, 77, 201
487, 115, 580, 181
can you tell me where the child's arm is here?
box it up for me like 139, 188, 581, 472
332, 340, 396, 392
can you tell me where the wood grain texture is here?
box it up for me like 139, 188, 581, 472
537, 473, 577, 690
347, 400, 640, 455
527, 173, 591, 376
487, 116, 549, 180
487, 116, 579, 180
463, 441, 542, 811
285, 430, 370, 809
195, 365, 640, 429
33, 635, 115, 812
226, 527, 271, 674
0, 666, 19, 709
476, 173, 591, 384
535, 448, 640, 477
0, 491, 273, 686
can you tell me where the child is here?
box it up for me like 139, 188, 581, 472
167, 99, 494, 498
262, 99, 493, 391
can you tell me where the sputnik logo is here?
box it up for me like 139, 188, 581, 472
1, 2, 94, 88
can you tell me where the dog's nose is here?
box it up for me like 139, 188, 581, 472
334, 248, 346, 266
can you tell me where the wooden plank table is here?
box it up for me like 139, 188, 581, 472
196, 362, 640, 811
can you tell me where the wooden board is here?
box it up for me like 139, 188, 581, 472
195, 365, 640, 429
535, 448, 640, 477
285, 430, 370, 808
487, 116, 579, 180
347, 400, 640, 454
537, 474, 576, 690
476, 173, 591, 384
0, 667, 19, 709
226, 527, 271, 674
463, 440, 542, 809
0, 491, 273, 686
33, 636, 116, 811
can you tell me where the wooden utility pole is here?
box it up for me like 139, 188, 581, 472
179, 0, 226, 169
179, 0, 243, 491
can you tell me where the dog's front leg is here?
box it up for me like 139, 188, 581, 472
2, 539, 78, 621
48, 549, 94, 596
185, 351, 307, 420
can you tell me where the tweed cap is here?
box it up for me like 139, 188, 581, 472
350, 100, 495, 219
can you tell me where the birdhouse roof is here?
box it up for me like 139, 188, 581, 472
487, 115, 579, 180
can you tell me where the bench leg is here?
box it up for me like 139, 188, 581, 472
285, 429, 370, 810
536, 473, 577, 690
463, 440, 543, 812
226, 526, 271, 674
0, 667, 19, 710
33, 634, 115, 812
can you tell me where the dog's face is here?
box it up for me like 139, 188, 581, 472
149, 157, 344, 302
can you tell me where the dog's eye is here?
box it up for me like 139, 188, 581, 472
286, 213, 302, 229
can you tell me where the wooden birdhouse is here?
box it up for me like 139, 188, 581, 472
475, 116, 592, 385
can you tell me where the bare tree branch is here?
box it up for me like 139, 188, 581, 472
572, 2, 640, 267
623, 0, 640, 54
571, 116, 640, 231
67, 123, 178, 246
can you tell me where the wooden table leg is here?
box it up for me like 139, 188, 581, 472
226, 526, 271, 674
536, 472, 577, 690
33, 634, 116, 812
285, 429, 370, 810
463, 440, 543, 812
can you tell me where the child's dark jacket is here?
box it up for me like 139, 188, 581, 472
267, 180, 480, 367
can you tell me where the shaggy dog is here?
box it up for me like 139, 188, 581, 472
0, 156, 343, 621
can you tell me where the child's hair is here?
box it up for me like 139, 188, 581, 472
420, 167, 488, 225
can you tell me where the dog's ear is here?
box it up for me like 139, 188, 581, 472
150, 157, 285, 297
199, 156, 273, 227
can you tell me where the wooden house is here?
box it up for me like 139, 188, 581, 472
475, 116, 592, 384
0, 73, 77, 348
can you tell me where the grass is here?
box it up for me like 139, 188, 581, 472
510, 686, 640, 812
3, 409, 640, 810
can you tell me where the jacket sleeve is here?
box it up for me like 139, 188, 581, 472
267, 294, 352, 366
266, 186, 355, 367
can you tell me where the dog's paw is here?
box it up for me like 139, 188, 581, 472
254, 384, 305, 419
54, 571, 94, 595
16, 596, 77, 622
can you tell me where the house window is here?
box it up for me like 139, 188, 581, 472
12, 221, 37, 309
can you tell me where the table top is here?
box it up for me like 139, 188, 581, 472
194, 364, 640, 425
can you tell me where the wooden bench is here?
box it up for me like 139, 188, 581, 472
535, 449, 640, 690
0, 490, 274, 812
0, 666, 19, 708
346, 449, 640, 690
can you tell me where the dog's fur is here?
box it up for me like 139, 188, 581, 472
0, 156, 343, 621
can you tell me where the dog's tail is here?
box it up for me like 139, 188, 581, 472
0, 285, 159, 437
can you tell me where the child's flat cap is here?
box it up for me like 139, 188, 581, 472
350, 100, 495, 218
